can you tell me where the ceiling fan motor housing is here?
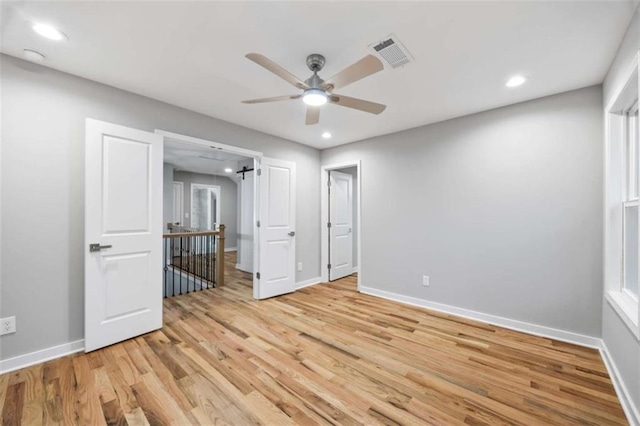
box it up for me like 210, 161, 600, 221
306, 54, 326, 72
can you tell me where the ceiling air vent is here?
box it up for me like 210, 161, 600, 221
369, 34, 413, 69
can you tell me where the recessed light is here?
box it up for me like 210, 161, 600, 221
32, 23, 67, 41
322, 132, 332, 139
506, 75, 527, 88
23, 49, 45, 63
224, 168, 233, 173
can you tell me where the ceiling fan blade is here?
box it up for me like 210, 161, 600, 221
305, 107, 320, 125
246, 53, 309, 90
321, 55, 384, 91
242, 94, 301, 104
329, 94, 386, 114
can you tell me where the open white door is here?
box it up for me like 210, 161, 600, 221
256, 157, 296, 299
329, 170, 353, 281
85, 119, 163, 352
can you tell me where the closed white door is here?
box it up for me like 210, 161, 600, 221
329, 170, 353, 281
85, 119, 163, 352
256, 157, 296, 299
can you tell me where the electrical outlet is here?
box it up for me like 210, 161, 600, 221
422, 275, 430, 287
297, 262, 303, 272
0, 316, 16, 335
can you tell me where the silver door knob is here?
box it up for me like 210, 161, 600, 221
288, 231, 296, 237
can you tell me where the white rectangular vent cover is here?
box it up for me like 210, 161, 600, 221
369, 34, 413, 69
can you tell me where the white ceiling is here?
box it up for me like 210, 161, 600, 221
164, 138, 249, 178
1, 1, 635, 149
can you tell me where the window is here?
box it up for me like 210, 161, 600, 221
605, 54, 639, 338
623, 102, 639, 302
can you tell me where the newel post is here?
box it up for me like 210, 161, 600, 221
217, 224, 226, 287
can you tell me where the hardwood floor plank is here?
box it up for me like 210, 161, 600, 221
0, 252, 628, 425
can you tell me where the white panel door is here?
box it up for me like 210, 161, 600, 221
85, 119, 163, 352
256, 157, 296, 299
329, 171, 353, 281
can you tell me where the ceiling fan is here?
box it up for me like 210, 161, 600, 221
242, 53, 386, 125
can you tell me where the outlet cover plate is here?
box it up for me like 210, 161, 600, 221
1, 316, 16, 335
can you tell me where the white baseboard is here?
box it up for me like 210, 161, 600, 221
224, 247, 237, 252
600, 342, 640, 425
0, 339, 84, 375
352, 267, 359, 274
296, 276, 323, 290
359, 286, 602, 349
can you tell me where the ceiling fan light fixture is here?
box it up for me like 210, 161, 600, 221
302, 88, 327, 106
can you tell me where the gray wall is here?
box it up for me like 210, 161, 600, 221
322, 86, 604, 337
163, 163, 175, 232
602, 4, 640, 413
0, 54, 321, 360
173, 171, 238, 248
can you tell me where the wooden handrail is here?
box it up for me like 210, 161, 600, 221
163, 230, 221, 238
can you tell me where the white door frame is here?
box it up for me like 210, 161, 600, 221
190, 183, 221, 230
321, 160, 362, 291
155, 130, 263, 291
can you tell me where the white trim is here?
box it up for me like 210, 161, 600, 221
321, 160, 362, 291
154, 130, 263, 158
606, 291, 640, 339
0, 339, 85, 375
600, 341, 640, 425
224, 247, 237, 252
352, 267, 359, 274
295, 276, 323, 290
359, 286, 602, 348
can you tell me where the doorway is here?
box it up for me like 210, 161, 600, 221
158, 129, 299, 300
321, 161, 362, 290
161, 132, 257, 294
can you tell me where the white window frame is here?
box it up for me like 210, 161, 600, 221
605, 53, 640, 339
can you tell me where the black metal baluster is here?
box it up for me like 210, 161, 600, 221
163, 238, 167, 298
171, 237, 175, 297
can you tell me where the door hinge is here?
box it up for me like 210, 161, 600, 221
256, 272, 261, 279
257, 220, 261, 228
327, 222, 332, 228
257, 168, 262, 176
327, 264, 332, 270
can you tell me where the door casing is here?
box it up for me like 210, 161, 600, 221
321, 160, 362, 290
155, 130, 262, 293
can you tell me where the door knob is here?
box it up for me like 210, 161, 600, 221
89, 243, 112, 252
288, 231, 296, 237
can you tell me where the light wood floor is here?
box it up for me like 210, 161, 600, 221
0, 253, 627, 425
